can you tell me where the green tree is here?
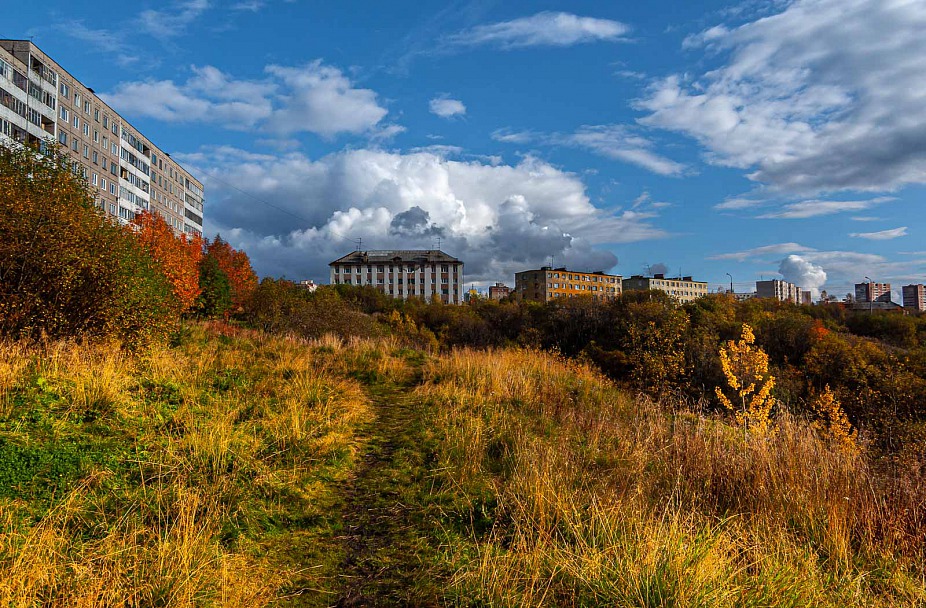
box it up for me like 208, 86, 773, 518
196, 255, 232, 318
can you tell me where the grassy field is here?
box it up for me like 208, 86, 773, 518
0, 323, 923, 606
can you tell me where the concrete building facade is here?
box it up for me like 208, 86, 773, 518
514, 267, 621, 303
488, 282, 511, 301
623, 274, 708, 304
855, 282, 892, 303
329, 250, 464, 304
756, 279, 802, 304
902, 284, 926, 312
0, 40, 203, 237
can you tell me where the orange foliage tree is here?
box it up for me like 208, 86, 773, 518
130, 211, 203, 313
205, 235, 258, 309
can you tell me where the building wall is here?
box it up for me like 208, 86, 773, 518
756, 279, 802, 304
0, 40, 203, 237
330, 258, 464, 304
902, 284, 926, 312
515, 268, 622, 303
623, 275, 708, 304
855, 282, 892, 303
488, 283, 511, 301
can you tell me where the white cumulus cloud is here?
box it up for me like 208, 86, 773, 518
102, 61, 390, 138
779, 255, 827, 296
429, 96, 466, 118
176, 147, 668, 281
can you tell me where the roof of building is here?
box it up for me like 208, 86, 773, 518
329, 250, 462, 265
515, 267, 620, 276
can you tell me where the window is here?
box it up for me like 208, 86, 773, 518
92, 151, 98, 164
92, 173, 98, 186
111, 142, 117, 155
82, 123, 89, 136
101, 178, 106, 190
59, 106, 68, 120
74, 92, 81, 106
83, 144, 89, 158
84, 100, 90, 114
72, 115, 79, 128
59, 82, 69, 97
71, 138, 78, 152
58, 131, 67, 145
102, 116, 108, 128
94, 109, 100, 121
110, 182, 116, 195
93, 130, 99, 143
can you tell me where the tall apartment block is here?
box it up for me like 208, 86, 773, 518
902, 284, 926, 312
488, 282, 511, 301
329, 250, 463, 304
515, 267, 622, 303
756, 279, 803, 304
0, 40, 203, 237
623, 274, 708, 304
854, 281, 892, 303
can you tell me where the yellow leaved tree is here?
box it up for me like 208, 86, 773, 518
715, 324, 776, 435
810, 385, 857, 450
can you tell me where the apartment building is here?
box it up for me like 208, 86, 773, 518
756, 279, 803, 304
329, 250, 464, 304
488, 282, 511, 301
902, 284, 926, 312
623, 274, 708, 304
514, 267, 622, 303
855, 281, 892, 303
0, 40, 203, 237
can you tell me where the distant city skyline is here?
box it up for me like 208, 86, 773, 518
8, 0, 926, 299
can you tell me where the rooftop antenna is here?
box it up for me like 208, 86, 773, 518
550, 255, 554, 268
354, 237, 362, 252
436, 236, 442, 251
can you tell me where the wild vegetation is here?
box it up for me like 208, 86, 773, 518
1, 142, 924, 604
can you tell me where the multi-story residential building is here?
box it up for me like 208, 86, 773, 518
0, 40, 203, 237
488, 282, 511, 301
855, 281, 892, 303
329, 250, 464, 304
801, 291, 813, 305
756, 279, 803, 304
902, 284, 926, 312
514, 267, 621, 303
622, 274, 708, 304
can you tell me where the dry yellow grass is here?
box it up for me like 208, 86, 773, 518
419, 347, 926, 606
0, 323, 385, 606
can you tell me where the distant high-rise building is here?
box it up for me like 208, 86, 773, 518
623, 274, 708, 304
515, 267, 621, 303
329, 250, 463, 304
855, 282, 892, 303
756, 279, 802, 304
0, 40, 203, 237
902, 284, 925, 311
801, 290, 813, 305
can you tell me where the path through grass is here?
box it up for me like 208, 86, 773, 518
335, 358, 451, 607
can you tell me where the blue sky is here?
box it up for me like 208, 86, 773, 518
9, 0, 926, 297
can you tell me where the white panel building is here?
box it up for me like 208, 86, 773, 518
329, 250, 464, 304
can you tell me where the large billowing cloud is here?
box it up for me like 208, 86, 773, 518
779, 255, 827, 296
102, 62, 391, 138
638, 0, 926, 195
177, 147, 667, 282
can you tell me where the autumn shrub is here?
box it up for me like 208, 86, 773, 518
244, 278, 379, 339
0, 144, 178, 343
131, 211, 204, 312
